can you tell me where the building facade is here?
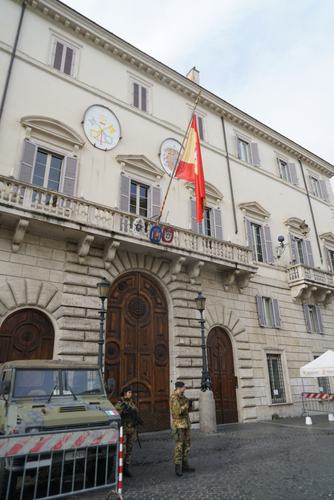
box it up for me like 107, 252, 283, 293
0, 0, 334, 429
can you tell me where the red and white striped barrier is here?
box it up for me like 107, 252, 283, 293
303, 392, 334, 401
0, 427, 118, 458
117, 426, 123, 497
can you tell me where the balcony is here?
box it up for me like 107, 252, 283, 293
287, 264, 334, 304
0, 176, 257, 287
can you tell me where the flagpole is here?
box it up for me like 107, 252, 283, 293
158, 90, 202, 224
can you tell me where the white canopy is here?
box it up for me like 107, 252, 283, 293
300, 350, 334, 377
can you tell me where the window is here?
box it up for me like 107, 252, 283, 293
314, 356, 331, 393
191, 200, 223, 240
267, 354, 286, 404
289, 235, 314, 268
32, 149, 63, 191
132, 81, 148, 112
310, 176, 322, 198
251, 223, 263, 262
278, 159, 298, 185
195, 114, 205, 141
296, 237, 305, 264
238, 138, 251, 163
130, 180, 149, 217
256, 296, 281, 328
51, 38, 76, 76
327, 249, 334, 273
303, 304, 324, 334
246, 220, 274, 264
279, 160, 290, 182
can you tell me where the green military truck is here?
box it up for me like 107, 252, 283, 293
0, 359, 121, 499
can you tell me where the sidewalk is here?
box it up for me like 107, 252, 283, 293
74, 416, 334, 500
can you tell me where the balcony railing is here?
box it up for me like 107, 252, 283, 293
0, 175, 254, 268
287, 264, 334, 303
288, 264, 334, 287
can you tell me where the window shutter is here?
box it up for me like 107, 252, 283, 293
263, 225, 274, 264
191, 199, 199, 233
256, 296, 266, 327
288, 163, 298, 185
141, 86, 147, 112
289, 234, 298, 264
62, 157, 77, 196
197, 116, 204, 140
319, 180, 329, 201
272, 299, 281, 329
150, 186, 161, 219
133, 83, 139, 108
212, 208, 223, 240
308, 175, 315, 195
304, 240, 314, 268
326, 248, 333, 272
250, 142, 260, 166
53, 41, 64, 70
119, 175, 130, 212
236, 137, 242, 159
64, 46, 74, 75
303, 305, 312, 333
19, 140, 37, 183
246, 219, 256, 259
315, 305, 324, 334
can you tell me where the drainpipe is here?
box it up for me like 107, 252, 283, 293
298, 158, 323, 264
0, 1, 26, 126
221, 116, 238, 234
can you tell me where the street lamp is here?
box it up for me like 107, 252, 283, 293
97, 277, 111, 375
195, 291, 212, 392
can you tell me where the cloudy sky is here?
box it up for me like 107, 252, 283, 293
64, 0, 334, 169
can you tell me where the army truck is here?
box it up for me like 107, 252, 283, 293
0, 359, 121, 499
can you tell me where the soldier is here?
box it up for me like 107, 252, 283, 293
170, 381, 195, 477
115, 387, 142, 478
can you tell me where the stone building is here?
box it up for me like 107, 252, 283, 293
0, 0, 333, 429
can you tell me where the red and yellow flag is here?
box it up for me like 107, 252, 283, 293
175, 115, 206, 223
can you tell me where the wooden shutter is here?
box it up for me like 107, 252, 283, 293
289, 234, 298, 264
315, 305, 324, 334
326, 248, 334, 272
133, 83, 139, 108
263, 225, 274, 264
308, 175, 315, 195
191, 199, 199, 233
256, 296, 266, 327
250, 142, 260, 166
319, 180, 329, 201
197, 116, 204, 140
246, 219, 256, 259
63, 46, 74, 75
236, 137, 242, 159
119, 175, 130, 212
150, 186, 161, 219
288, 163, 298, 185
141, 86, 147, 112
19, 140, 37, 183
303, 305, 312, 333
212, 208, 223, 240
53, 41, 64, 70
62, 157, 77, 196
272, 299, 281, 329
304, 240, 314, 268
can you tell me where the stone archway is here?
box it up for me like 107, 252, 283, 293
0, 308, 54, 362
105, 271, 170, 432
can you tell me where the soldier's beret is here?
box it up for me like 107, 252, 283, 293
175, 381, 185, 388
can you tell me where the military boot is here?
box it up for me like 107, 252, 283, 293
175, 464, 183, 477
182, 462, 195, 472
123, 464, 132, 478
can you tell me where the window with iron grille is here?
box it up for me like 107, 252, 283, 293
267, 353, 286, 404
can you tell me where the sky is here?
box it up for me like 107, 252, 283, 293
63, 0, 334, 171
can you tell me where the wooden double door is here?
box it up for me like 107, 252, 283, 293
0, 309, 54, 363
105, 272, 170, 431
207, 327, 238, 424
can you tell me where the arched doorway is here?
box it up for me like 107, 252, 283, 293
105, 271, 170, 431
207, 327, 238, 424
0, 309, 54, 363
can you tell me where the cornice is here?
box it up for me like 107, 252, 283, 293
16, 0, 334, 176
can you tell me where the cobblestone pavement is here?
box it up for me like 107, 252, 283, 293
74, 416, 334, 500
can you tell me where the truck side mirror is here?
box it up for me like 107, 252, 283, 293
105, 378, 115, 396
0, 380, 10, 396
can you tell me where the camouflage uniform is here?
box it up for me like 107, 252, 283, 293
170, 391, 191, 465
115, 397, 138, 465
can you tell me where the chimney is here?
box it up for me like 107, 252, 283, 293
186, 66, 200, 85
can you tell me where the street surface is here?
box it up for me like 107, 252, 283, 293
74, 416, 334, 500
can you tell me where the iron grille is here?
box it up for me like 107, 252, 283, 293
267, 353, 286, 404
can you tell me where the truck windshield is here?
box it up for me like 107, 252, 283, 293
14, 369, 59, 398
62, 370, 103, 395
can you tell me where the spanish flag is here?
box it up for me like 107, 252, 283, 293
175, 115, 206, 223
